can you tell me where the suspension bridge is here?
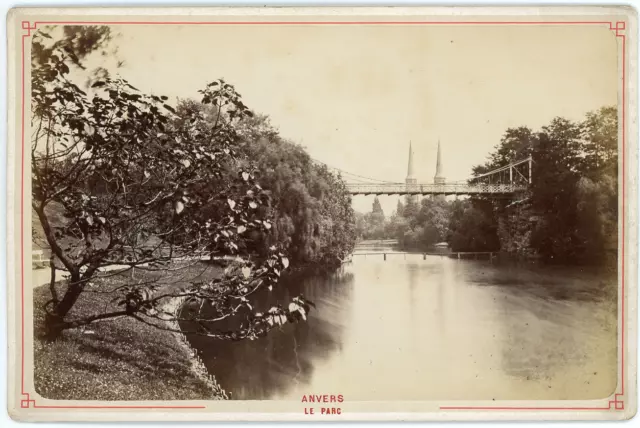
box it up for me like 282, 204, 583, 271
315, 142, 533, 197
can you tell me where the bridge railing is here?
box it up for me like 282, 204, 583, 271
346, 183, 526, 195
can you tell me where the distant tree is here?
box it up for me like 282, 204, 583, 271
409, 198, 450, 248
395, 200, 405, 217
354, 212, 367, 240
403, 197, 419, 221
446, 199, 466, 242
371, 197, 385, 225
448, 200, 500, 252
581, 106, 618, 179
385, 211, 409, 243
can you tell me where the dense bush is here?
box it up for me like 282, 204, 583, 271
235, 114, 357, 267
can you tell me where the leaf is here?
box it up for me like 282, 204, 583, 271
163, 104, 176, 114
91, 81, 106, 88
237, 225, 246, 234
227, 199, 236, 210
242, 172, 250, 181
241, 266, 251, 278
281, 257, 289, 269
174, 201, 184, 214
249, 201, 258, 209
288, 302, 300, 313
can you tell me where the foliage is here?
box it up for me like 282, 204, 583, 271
233, 114, 356, 267
447, 199, 500, 252
355, 197, 387, 240
360, 197, 454, 250
463, 107, 618, 264
31, 26, 316, 340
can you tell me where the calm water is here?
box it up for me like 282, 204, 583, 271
185, 247, 617, 401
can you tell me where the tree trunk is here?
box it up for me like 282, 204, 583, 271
44, 272, 83, 340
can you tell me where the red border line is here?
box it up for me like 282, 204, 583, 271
20, 19, 626, 413
32, 20, 615, 25
33, 405, 206, 409
440, 407, 613, 411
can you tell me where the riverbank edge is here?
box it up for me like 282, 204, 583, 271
159, 295, 229, 399
33, 278, 228, 401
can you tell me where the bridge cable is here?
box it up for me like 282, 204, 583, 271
310, 157, 402, 184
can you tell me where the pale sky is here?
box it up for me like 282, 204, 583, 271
79, 23, 618, 214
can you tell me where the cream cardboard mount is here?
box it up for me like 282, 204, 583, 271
5, 6, 638, 422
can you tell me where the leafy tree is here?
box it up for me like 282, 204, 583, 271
448, 200, 500, 252
581, 106, 618, 180
529, 118, 583, 262
403, 196, 419, 221
385, 211, 410, 244
463, 107, 618, 265
228, 113, 355, 266
32, 27, 313, 340
371, 197, 384, 219
395, 199, 405, 217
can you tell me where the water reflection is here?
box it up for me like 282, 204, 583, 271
185, 249, 617, 401
184, 269, 354, 400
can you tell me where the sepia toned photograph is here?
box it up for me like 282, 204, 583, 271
6, 6, 637, 422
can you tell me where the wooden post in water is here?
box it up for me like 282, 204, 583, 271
423, 254, 426, 260
384, 253, 387, 261
457, 253, 460, 260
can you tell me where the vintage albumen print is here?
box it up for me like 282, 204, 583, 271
6, 6, 637, 422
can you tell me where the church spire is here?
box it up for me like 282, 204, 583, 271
406, 141, 415, 179
434, 140, 445, 184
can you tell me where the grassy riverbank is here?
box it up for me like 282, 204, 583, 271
33, 264, 226, 400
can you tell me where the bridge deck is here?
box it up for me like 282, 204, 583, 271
346, 183, 527, 196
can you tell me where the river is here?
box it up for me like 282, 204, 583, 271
185, 245, 618, 401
